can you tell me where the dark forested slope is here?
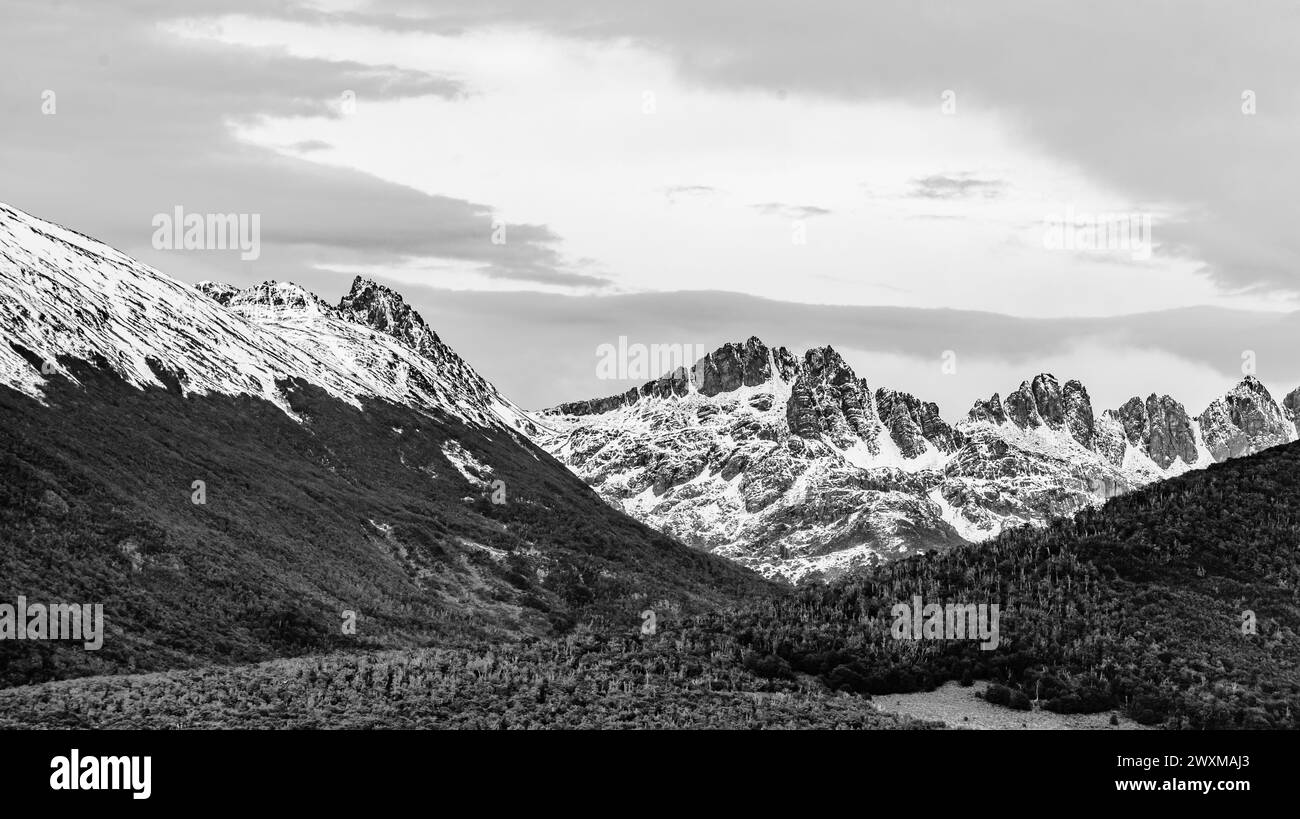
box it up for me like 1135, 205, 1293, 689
710, 437, 1300, 727
0, 359, 772, 688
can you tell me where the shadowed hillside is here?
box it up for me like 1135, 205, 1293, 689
0, 358, 772, 687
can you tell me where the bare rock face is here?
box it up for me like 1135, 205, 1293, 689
553, 389, 639, 417
1004, 381, 1043, 429
1198, 377, 1293, 461
1144, 395, 1199, 469
1112, 393, 1198, 469
1116, 396, 1150, 448
337, 276, 439, 353
697, 336, 773, 396
785, 346, 880, 449
1030, 374, 1066, 427
968, 393, 1008, 425
1003, 374, 1073, 431
876, 388, 963, 456
1062, 380, 1096, 449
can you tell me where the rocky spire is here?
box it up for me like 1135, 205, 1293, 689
968, 393, 1008, 425
1062, 379, 1096, 449
785, 346, 881, 448
1111, 393, 1198, 469
695, 336, 775, 396
337, 276, 442, 357
876, 388, 963, 456
1198, 376, 1293, 461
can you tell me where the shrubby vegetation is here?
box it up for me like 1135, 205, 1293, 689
0, 634, 929, 729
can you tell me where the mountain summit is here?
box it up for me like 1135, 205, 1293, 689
0, 200, 534, 433
536, 337, 1300, 582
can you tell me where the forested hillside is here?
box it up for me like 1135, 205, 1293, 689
0, 360, 771, 688
707, 436, 1300, 727
6, 437, 1298, 728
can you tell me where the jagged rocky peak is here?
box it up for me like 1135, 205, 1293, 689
695, 336, 775, 396
772, 346, 800, 382
1004, 373, 1066, 429
968, 392, 1008, 425
875, 387, 962, 456
785, 346, 880, 448
337, 275, 442, 356
549, 336, 784, 417
1198, 376, 1294, 461
195, 281, 240, 306
1003, 379, 1042, 428
972, 374, 1097, 447
1062, 379, 1096, 449
1030, 374, 1067, 426
1145, 395, 1198, 468
226, 281, 337, 317
1112, 393, 1198, 469
1114, 396, 1149, 446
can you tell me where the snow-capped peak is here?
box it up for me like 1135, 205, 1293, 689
0, 201, 538, 435
534, 335, 1300, 582
227, 281, 338, 319
338, 275, 442, 356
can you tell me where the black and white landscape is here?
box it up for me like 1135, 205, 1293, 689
1, 1, 1298, 738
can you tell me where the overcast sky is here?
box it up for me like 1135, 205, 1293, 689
2, 0, 1296, 416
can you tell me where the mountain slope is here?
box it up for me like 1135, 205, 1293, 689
6, 435, 1297, 729
0, 202, 535, 432
0, 202, 771, 687
537, 337, 1298, 582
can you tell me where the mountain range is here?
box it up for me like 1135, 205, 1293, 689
0, 201, 766, 686
3, 198, 1298, 672
2, 201, 1298, 729
538, 337, 1300, 582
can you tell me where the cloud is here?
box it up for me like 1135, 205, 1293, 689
336, 0, 1300, 295
751, 203, 833, 219
412, 286, 1300, 415
0, 0, 596, 291
662, 185, 717, 196
660, 184, 719, 204
910, 175, 1004, 200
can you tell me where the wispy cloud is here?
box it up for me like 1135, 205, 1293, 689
910, 175, 1005, 200
661, 185, 718, 204
751, 203, 832, 219
0, 0, 597, 291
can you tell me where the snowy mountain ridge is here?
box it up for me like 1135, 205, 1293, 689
0, 202, 537, 435
536, 337, 1300, 582
4, 199, 1296, 587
